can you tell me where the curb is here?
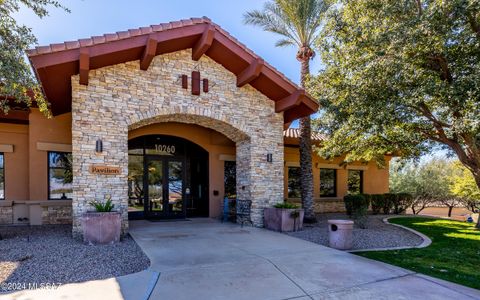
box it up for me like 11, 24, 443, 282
348, 216, 432, 253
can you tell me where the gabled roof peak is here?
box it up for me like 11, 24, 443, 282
28, 17, 318, 122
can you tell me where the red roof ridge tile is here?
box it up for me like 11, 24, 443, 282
27, 17, 318, 120
284, 128, 326, 141
26, 17, 212, 56
26, 17, 311, 96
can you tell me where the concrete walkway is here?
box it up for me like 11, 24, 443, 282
127, 219, 480, 300
3, 219, 480, 300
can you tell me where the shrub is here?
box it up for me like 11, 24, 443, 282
344, 194, 370, 228
344, 195, 355, 216
393, 193, 414, 214
383, 193, 397, 214
361, 193, 372, 205
89, 198, 115, 212
370, 194, 385, 214
274, 202, 300, 209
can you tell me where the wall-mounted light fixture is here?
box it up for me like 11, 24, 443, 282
95, 139, 103, 153
266, 153, 273, 163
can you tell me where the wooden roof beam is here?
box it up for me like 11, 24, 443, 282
192, 25, 215, 61
236, 58, 264, 87
275, 89, 305, 113
140, 37, 158, 71
283, 122, 292, 130
284, 109, 301, 124
79, 48, 89, 85
140, 37, 158, 70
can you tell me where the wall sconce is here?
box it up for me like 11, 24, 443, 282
266, 153, 273, 163
95, 139, 103, 153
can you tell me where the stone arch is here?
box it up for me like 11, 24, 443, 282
127, 110, 250, 144
127, 110, 254, 216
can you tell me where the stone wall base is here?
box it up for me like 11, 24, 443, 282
287, 198, 346, 214
0, 205, 13, 225
42, 205, 72, 225
0, 201, 72, 226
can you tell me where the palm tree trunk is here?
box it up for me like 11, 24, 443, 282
299, 59, 315, 222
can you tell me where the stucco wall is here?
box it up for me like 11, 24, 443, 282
284, 145, 391, 212
0, 123, 29, 200
28, 109, 72, 200
71, 49, 285, 237
0, 111, 72, 202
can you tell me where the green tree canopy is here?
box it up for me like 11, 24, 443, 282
391, 157, 480, 215
0, 0, 68, 115
450, 160, 480, 212
311, 0, 480, 189
390, 158, 454, 199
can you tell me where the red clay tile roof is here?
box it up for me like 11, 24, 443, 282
283, 128, 325, 141
27, 17, 318, 122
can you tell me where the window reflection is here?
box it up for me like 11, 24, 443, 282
288, 167, 301, 198
348, 170, 363, 194
48, 152, 73, 199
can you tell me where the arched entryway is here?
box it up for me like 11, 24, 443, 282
71, 50, 286, 237
128, 135, 209, 220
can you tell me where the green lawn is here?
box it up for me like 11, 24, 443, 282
356, 217, 480, 290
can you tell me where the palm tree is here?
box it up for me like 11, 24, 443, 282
244, 0, 327, 222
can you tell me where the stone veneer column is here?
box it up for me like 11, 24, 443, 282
71, 102, 129, 238
236, 132, 284, 226
71, 49, 285, 236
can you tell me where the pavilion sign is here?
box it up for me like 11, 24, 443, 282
89, 165, 121, 175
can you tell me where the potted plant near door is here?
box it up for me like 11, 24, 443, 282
264, 202, 304, 232
82, 196, 121, 245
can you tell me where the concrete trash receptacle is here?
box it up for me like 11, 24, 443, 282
328, 219, 354, 250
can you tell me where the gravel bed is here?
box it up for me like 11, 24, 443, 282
286, 214, 424, 250
0, 225, 150, 287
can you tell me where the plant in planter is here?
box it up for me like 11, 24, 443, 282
264, 202, 305, 232
82, 196, 121, 245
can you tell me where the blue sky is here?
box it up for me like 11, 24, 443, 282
15, 1, 449, 158
16, 0, 321, 85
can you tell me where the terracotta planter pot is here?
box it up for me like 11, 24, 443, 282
82, 212, 121, 245
264, 208, 304, 232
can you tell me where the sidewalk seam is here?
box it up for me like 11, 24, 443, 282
415, 275, 478, 300
144, 270, 161, 300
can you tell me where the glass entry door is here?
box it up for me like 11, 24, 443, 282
145, 157, 185, 218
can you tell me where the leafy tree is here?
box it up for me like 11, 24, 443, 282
450, 161, 480, 213
0, 0, 68, 115
390, 158, 460, 216
244, 0, 328, 221
311, 0, 480, 225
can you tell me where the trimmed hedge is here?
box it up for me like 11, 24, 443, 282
393, 193, 414, 214
359, 193, 414, 215
370, 194, 384, 215
344, 194, 370, 228
344, 194, 371, 216
383, 193, 397, 214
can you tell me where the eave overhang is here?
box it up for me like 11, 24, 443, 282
27, 17, 319, 123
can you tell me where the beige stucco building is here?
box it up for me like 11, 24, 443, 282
0, 18, 390, 236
